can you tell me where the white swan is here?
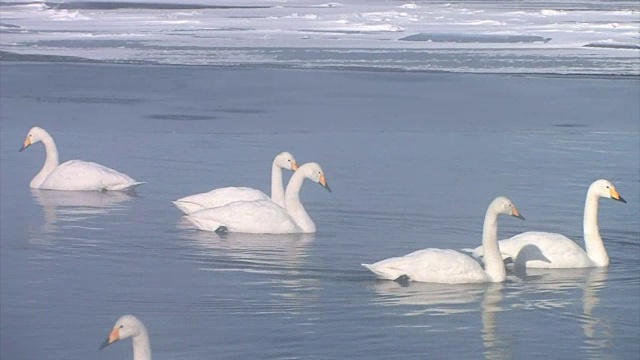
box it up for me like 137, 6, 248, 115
362, 196, 525, 284
185, 162, 331, 234
20, 127, 143, 191
173, 152, 298, 214
469, 179, 626, 268
100, 315, 151, 360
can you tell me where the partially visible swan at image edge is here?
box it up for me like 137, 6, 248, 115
100, 315, 151, 360
362, 196, 525, 284
20, 126, 143, 191
173, 151, 298, 214
468, 179, 626, 268
185, 162, 331, 234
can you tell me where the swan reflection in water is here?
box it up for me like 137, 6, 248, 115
369, 266, 610, 359
481, 283, 509, 360
511, 267, 611, 358
369, 280, 510, 358
177, 219, 319, 313
29, 189, 136, 244
369, 280, 486, 315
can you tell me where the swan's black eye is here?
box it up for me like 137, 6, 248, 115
120, 325, 124, 328
29, 134, 32, 137
606, 186, 610, 189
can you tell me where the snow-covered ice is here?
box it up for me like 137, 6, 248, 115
0, 0, 638, 74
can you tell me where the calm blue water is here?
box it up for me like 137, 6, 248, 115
0, 63, 639, 359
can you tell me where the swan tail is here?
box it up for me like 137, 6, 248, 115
184, 215, 226, 233
172, 200, 204, 215
460, 246, 512, 263
106, 181, 146, 191
460, 246, 493, 259
361, 263, 405, 281
460, 248, 479, 257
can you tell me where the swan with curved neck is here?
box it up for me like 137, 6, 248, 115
173, 152, 298, 214
185, 162, 331, 234
362, 196, 525, 284
100, 315, 151, 360
19, 126, 143, 191
469, 179, 626, 268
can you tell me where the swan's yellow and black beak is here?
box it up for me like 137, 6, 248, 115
290, 161, 299, 171
99, 327, 120, 350
609, 187, 626, 203
19, 137, 31, 152
511, 207, 525, 220
319, 174, 331, 193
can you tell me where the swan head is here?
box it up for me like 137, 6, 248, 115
490, 196, 525, 220
19, 126, 47, 152
100, 315, 147, 350
590, 179, 626, 203
274, 151, 298, 171
298, 162, 331, 193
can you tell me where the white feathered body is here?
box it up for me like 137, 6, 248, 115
173, 187, 271, 214
362, 248, 489, 284
471, 231, 595, 268
36, 160, 143, 191
186, 199, 303, 234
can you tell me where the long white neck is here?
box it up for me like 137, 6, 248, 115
131, 330, 152, 360
31, 130, 59, 188
481, 205, 506, 283
583, 188, 608, 266
284, 171, 315, 233
270, 161, 285, 208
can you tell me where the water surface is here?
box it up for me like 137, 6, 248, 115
0, 63, 638, 359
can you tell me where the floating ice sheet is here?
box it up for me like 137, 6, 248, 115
399, 33, 552, 43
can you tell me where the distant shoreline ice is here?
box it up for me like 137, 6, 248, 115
1, 0, 638, 75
